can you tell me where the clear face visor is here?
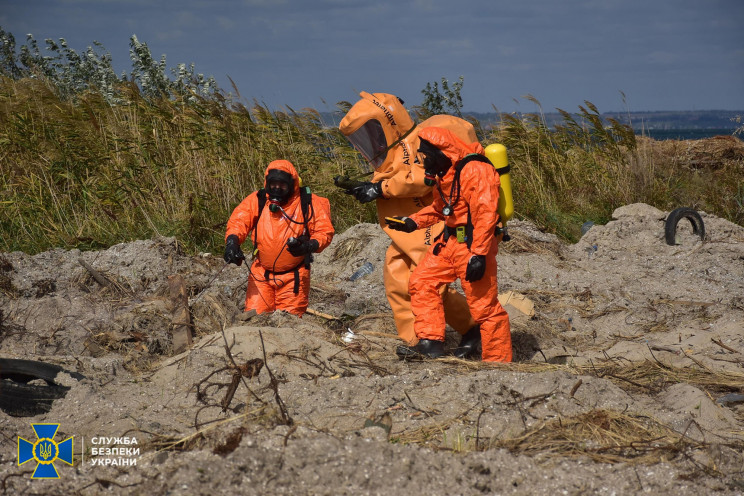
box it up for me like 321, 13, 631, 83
345, 119, 388, 171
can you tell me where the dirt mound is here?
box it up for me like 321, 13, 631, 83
1, 204, 743, 495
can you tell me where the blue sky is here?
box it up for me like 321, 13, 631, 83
1, 0, 743, 113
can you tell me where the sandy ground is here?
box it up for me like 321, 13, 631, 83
1, 202, 743, 495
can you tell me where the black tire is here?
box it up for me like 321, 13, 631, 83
665, 207, 705, 246
0, 358, 85, 382
0, 358, 83, 417
0, 380, 69, 417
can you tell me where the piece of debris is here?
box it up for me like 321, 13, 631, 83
168, 274, 193, 353
499, 291, 536, 317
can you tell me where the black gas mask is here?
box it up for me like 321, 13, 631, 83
418, 138, 452, 186
265, 169, 294, 211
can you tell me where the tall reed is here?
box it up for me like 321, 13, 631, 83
0, 76, 373, 254
484, 96, 743, 240
1, 79, 742, 254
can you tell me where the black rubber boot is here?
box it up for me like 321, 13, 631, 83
395, 339, 445, 359
454, 325, 481, 359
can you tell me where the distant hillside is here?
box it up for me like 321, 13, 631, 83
467, 110, 743, 131
320, 110, 743, 132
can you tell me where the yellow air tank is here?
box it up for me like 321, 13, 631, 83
484, 143, 514, 224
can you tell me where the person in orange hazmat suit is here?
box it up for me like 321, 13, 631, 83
339, 92, 481, 356
224, 160, 334, 317
386, 126, 512, 362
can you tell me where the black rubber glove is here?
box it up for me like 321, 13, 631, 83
224, 234, 245, 266
385, 216, 418, 233
287, 237, 319, 257
346, 181, 383, 204
465, 255, 486, 282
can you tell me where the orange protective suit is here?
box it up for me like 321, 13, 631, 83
339, 92, 477, 344
225, 160, 334, 316
408, 127, 512, 362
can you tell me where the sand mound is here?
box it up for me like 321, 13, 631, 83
1, 203, 743, 495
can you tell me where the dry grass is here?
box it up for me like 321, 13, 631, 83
0, 75, 373, 255
329, 235, 375, 262
398, 410, 714, 466
582, 360, 744, 394
492, 409, 698, 464
498, 235, 563, 256
398, 359, 744, 397
1, 77, 742, 254
491, 97, 744, 240
391, 360, 743, 470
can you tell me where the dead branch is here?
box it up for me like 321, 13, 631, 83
222, 372, 241, 412
711, 337, 739, 354
258, 329, 292, 425
80, 478, 141, 491
403, 390, 440, 417
219, 326, 264, 404
570, 379, 583, 398
475, 408, 486, 451
168, 274, 193, 353
78, 258, 110, 288
305, 308, 340, 320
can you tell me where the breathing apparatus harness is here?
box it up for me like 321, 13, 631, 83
431, 153, 503, 254
250, 185, 315, 294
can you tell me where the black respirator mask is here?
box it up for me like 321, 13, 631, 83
265, 169, 294, 212
418, 138, 452, 186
